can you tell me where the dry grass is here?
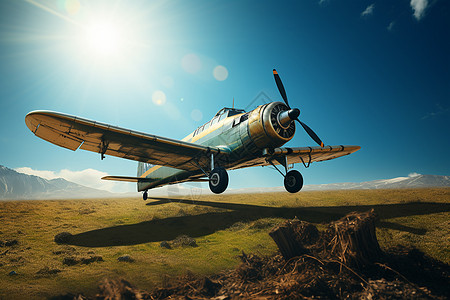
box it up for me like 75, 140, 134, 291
0, 188, 448, 299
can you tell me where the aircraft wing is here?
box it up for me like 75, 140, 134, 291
229, 145, 361, 169
25, 110, 226, 171
264, 145, 361, 165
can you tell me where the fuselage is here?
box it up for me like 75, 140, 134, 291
137, 101, 295, 191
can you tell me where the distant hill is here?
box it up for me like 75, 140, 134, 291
0, 165, 112, 199
224, 174, 450, 194
302, 174, 450, 191
1, 164, 448, 199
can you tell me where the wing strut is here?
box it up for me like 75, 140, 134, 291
267, 159, 285, 177
299, 147, 312, 168
266, 156, 289, 177
101, 138, 108, 160
190, 159, 209, 178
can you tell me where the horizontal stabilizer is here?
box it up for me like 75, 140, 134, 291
101, 176, 153, 183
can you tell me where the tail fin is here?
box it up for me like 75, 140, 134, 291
137, 162, 155, 177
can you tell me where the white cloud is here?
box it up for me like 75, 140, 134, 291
421, 103, 450, 120
387, 21, 395, 31
15, 167, 56, 180
58, 169, 113, 191
361, 4, 375, 17
408, 172, 421, 177
15, 167, 134, 193
410, 0, 428, 20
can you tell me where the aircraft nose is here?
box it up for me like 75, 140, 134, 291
278, 108, 300, 128
288, 108, 300, 120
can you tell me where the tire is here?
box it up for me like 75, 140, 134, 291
284, 170, 303, 193
143, 190, 148, 201
209, 167, 229, 194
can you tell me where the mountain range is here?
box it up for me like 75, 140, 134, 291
301, 174, 450, 191
1, 164, 449, 199
0, 165, 112, 199
224, 174, 450, 194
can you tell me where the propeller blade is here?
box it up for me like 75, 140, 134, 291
272, 69, 325, 147
298, 120, 324, 147
273, 69, 289, 108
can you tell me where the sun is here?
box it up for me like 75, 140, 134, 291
83, 20, 122, 57
25, 0, 149, 71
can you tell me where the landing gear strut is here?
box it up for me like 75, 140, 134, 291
284, 170, 303, 193
209, 167, 228, 194
204, 153, 229, 194
267, 156, 304, 193
143, 190, 148, 201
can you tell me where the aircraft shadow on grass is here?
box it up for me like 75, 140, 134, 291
68, 198, 450, 247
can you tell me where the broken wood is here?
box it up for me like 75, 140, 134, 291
327, 209, 382, 267
269, 218, 319, 260
269, 210, 382, 268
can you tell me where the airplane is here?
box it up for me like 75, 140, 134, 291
25, 69, 360, 200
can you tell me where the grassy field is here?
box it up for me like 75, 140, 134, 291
0, 188, 449, 299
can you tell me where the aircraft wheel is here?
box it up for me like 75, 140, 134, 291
209, 167, 229, 194
143, 190, 148, 201
284, 170, 303, 193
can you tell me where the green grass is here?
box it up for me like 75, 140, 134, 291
0, 188, 449, 299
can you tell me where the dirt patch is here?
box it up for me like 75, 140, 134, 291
159, 235, 197, 249
117, 255, 135, 263
0, 239, 18, 247
62, 255, 104, 266
52, 246, 78, 256
62, 257, 78, 266
171, 235, 198, 248
78, 208, 96, 215
36, 266, 61, 276
54, 232, 73, 244
160, 241, 171, 249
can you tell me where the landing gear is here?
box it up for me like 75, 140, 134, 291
209, 167, 228, 194
284, 170, 303, 193
267, 157, 304, 193
143, 190, 148, 201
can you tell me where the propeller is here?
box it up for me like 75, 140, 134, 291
273, 69, 324, 147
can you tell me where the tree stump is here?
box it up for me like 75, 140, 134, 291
269, 218, 319, 259
327, 209, 382, 267
270, 210, 382, 267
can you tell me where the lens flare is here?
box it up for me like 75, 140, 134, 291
181, 53, 202, 74
191, 109, 203, 121
213, 65, 229, 81
152, 90, 166, 106
64, 0, 80, 15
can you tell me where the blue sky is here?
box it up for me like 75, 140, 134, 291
0, 0, 449, 194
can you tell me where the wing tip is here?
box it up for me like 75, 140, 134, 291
26, 110, 58, 117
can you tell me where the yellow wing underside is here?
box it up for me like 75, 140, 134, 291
25, 110, 223, 172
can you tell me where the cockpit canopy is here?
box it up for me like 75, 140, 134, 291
214, 107, 245, 118
193, 107, 246, 137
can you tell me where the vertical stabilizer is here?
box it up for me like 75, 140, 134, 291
137, 162, 155, 177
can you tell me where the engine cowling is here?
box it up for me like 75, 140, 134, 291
247, 102, 295, 149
